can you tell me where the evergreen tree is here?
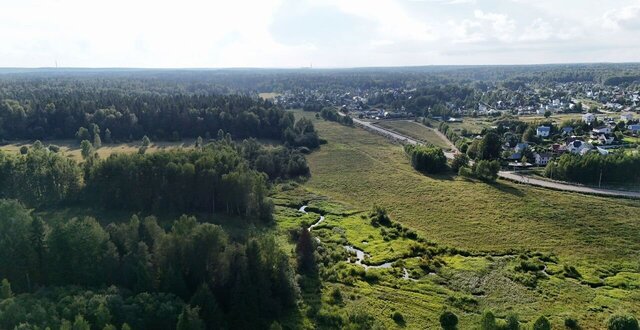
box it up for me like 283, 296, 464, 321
104, 128, 112, 144
94, 133, 102, 149
72, 314, 91, 330
296, 227, 316, 275
142, 135, 151, 147
176, 306, 204, 330
190, 283, 223, 329
0, 279, 13, 299
533, 316, 551, 330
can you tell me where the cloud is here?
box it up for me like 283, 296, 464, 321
603, 5, 640, 30
0, 0, 639, 67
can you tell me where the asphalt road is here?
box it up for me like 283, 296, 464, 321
349, 116, 640, 199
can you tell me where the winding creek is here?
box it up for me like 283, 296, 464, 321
298, 205, 413, 278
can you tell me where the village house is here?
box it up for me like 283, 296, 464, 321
536, 126, 551, 137
592, 126, 612, 135
628, 124, 640, 134
621, 112, 634, 122
561, 126, 574, 135
567, 140, 593, 155
582, 113, 596, 124
534, 153, 552, 166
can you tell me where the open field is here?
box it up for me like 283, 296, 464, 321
0, 139, 194, 162
375, 120, 452, 150
286, 110, 640, 328
259, 92, 281, 100
423, 117, 491, 135
518, 113, 584, 124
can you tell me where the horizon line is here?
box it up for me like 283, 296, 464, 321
2, 61, 640, 71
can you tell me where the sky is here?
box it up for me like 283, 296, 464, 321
1, 0, 640, 68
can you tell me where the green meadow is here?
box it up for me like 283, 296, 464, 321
281, 110, 640, 329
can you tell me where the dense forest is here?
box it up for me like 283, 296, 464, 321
0, 200, 297, 329
0, 76, 320, 148
0, 136, 309, 218
0, 73, 319, 329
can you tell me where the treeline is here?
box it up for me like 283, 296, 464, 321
0, 200, 296, 329
319, 108, 354, 126
0, 78, 320, 148
404, 145, 447, 174
0, 136, 310, 220
545, 152, 640, 186
0, 142, 81, 207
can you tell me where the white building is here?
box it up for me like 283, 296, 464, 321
582, 113, 596, 124
621, 113, 634, 122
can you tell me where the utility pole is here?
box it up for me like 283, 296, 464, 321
599, 167, 603, 188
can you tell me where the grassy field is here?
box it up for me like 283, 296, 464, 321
423, 117, 491, 135
259, 92, 280, 100
519, 113, 584, 124
375, 120, 452, 150
0, 139, 196, 162
288, 110, 640, 329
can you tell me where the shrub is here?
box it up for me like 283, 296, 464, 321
391, 311, 404, 324
474, 160, 500, 182
404, 144, 448, 174
439, 311, 458, 330
48, 145, 60, 153
533, 316, 551, 330
19, 146, 28, 154
607, 314, 639, 330
450, 153, 469, 172
564, 317, 579, 329
504, 313, 519, 330
328, 287, 343, 305
480, 310, 497, 330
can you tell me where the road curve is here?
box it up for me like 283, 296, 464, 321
347, 115, 640, 199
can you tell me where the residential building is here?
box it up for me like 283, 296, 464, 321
592, 126, 612, 135
582, 113, 596, 124
534, 153, 552, 166
536, 126, 551, 137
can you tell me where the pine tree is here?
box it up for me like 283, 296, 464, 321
190, 283, 224, 330
104, 128, 112, 144
296, 227, 316, 275
94, 133, 102, 149
0, 279, 13, 299
176, 306, 204, 330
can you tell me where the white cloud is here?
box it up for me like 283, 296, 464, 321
603, 5, 640, 30
0, 0, 639, 67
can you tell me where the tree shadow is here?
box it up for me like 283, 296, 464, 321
486, 181, 525, 197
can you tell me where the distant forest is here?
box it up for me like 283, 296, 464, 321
0, 75, 321, 148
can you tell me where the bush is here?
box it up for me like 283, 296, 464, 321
19, 146, 28, 154
48, 145, 60, 153
450, 153, 469, 172
480, 310, 497, 330
607, 314, 639, 330
439, 311, 458, 330
533, 316, 551, 330
404, 144, 448, 174
328, 287, 343, 305
564, 317, 579, 329
504, 313, 519, 330
391, 311, 404, 324
474, 160, 500, 182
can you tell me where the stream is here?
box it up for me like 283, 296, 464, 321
299, 205, 413, 279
